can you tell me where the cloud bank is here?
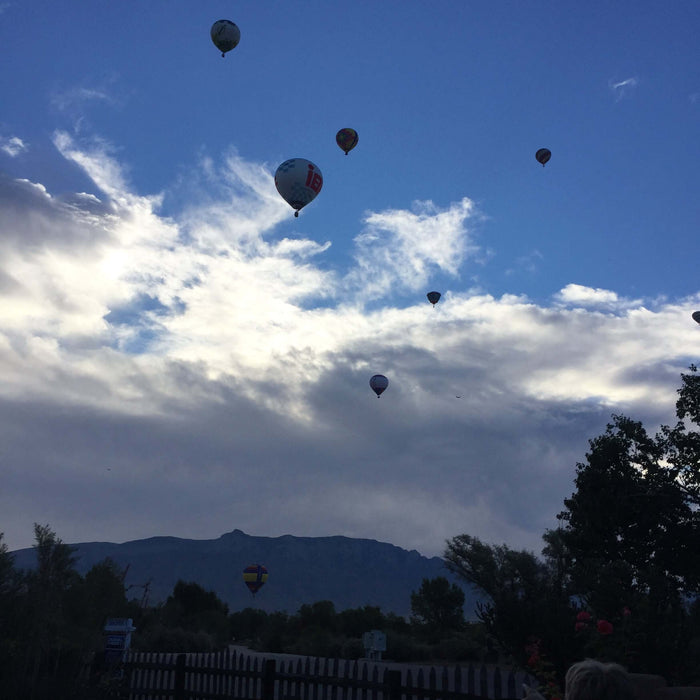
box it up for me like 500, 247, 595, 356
1, 135, 698, 558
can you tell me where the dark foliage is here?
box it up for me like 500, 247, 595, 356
445, 367, 700, 690
410, 576, 466, 642
0, 526, 136, 699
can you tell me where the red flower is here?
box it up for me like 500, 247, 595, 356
597, 619, 614, 635
622, 606, 631, 617
576, 611, 591, 622
574, 621, 588, 631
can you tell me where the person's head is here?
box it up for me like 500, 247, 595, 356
565, 659, 635, 700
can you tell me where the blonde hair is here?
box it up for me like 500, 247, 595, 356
565, 659, 635, 700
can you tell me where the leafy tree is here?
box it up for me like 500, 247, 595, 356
410, 576, 465, 641
257, 611, 290, 653
559, 415, 697, 612
337, 605, 385, 637
166, 579, 229, 616
291, 600, 342, 656
80, 558, 130, 628
161, 580, 230, 646
660, 363, 700, 505
384, 611, 412, 635
555, 367, 700, 680
444, 368, 700, 685
298, 600, 337, 632
0, 531, 15, 591
0, 533, 23, 693
229, 606, 269, 644
23, 524, 81, 695
444, 534, 576, 678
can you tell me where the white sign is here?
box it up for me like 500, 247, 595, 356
362, 630, 387, 652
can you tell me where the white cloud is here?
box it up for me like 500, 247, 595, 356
53, 131, 131, 202
609, 76, 639, 101
51, 85, 118, 113
346, 198, 477, 301
0, 136, 27, 157
1, 139, 699, 557
553, 284, 648, 316
555, 283, 619, 306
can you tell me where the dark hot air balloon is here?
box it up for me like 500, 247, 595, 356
427, 291, 441, 307
211, 20, 240, 57
369, 374, 389, 398
535, 148, 551, 167
336, 128, 359, 155
692, 311, 700, 325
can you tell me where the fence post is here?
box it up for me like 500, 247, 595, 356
386, 669, 401, 700
262, 658, 276, 700
174, 653, 186, 700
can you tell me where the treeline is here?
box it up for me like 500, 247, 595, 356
133, 578, 483, 660
224, 577, 484, 662
0, 525, 480, 699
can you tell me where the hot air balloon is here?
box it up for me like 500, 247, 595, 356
243, 564, 268, 596
336, 128, 358, 155
274, 158, 323, 217
211, 20, 240, 57
369, 374, 389, 398
693, 311, 700, 325
535, 148, 551, 167
427, 291, 441, 307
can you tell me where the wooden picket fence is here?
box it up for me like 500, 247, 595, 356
123, 648, 535, 700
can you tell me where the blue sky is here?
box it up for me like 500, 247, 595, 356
1, 1, 699, 559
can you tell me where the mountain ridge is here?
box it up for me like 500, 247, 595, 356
10, 529, 480, 619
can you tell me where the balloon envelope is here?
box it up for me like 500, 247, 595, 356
336, 128, 359, 155
275, 158, 323, 216
427, 291, 441, 306
535, 148, 551, 166
211, 20, 240, 56
693, 311, 700, 325
369, 374, 389, 398
242, 564, 268, 595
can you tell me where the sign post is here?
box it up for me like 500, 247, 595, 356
103, 618, 136, 664
362, 630, 387, 661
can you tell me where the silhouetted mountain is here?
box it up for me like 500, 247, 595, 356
10, 529, 480, 618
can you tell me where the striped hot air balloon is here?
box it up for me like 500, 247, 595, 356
242, 564, 268, 596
